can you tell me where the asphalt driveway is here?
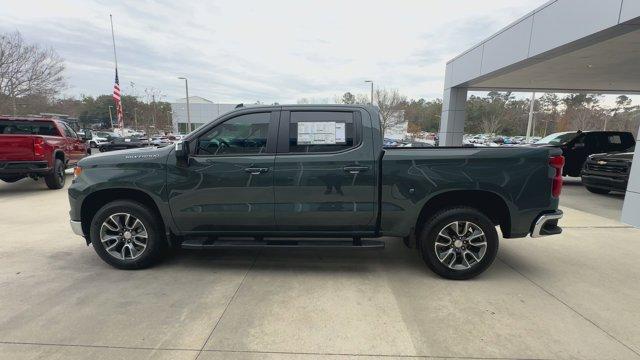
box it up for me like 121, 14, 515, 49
0, 175, 639, 360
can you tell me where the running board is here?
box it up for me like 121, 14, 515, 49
181, 238, 385, 250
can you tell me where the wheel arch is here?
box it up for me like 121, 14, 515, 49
414, 190, 512, 241
53, 149, 65, 164
80, 188, 168, 245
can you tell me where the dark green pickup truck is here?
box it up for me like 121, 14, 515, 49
69, 105, 564, 279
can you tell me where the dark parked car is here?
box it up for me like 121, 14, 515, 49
532, 130, 635, 176
98, 137, 148, 152
581, 145, 634, 194
68, 105, 564, 280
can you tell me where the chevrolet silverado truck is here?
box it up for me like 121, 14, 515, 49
581, 144, 634, 194
0, 116, 89, 189
68, 105, 564, 279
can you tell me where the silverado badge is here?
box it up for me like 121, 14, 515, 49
597, 160, 607, 165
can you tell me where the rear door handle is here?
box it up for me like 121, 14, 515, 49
343, 166, 369, 174
244, 167, 269, 175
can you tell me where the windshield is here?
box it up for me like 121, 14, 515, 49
536, 132, 578, 145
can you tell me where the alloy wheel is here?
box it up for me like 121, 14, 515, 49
99, 213, 148, 260
434, 221, 487, 270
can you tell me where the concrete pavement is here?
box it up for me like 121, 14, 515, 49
0, 175, 639, 360
561, 177, 626, 221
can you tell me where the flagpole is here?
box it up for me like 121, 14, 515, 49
110, 14, 125, 136
110, 14, 118, 70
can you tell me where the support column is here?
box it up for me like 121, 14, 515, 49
438, 87, 467, 146
621, 127, 640, 228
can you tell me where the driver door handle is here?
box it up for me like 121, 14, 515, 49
244, 167, 269, 175
343, 165, 369, 174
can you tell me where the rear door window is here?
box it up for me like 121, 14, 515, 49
287, 111, 357, 153
0, 120, 60, 136
608, 134, 622, 145
606, 133, 634, 151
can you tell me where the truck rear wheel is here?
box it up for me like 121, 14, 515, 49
89, 200, 165, 269
44, 158, 66, 189
419, 207, 498, 280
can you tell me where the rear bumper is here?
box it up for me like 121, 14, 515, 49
531, 210, 563, 238
0, 161, 51, 175
581, 173, 628, 192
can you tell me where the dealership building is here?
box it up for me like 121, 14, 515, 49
439, 0, 640, 227
170, 96, 239, 134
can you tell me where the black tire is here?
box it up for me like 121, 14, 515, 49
44, 158, 66, 189
89, 200, 165, 269
98, 146, 106, 152
586, 186, 610, 195
0, 176, 24, 183
419, 207, 499, 280
90, 141, 97, 148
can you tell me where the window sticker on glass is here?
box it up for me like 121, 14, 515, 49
335, 122, 346, 144
297, 121, 340, 145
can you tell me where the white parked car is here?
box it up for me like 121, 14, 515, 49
150, 136, 171, 146
89, 131, 114, 148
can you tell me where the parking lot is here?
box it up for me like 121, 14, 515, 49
0, 174, 639, 360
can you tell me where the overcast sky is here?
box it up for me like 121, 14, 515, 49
2, 0, 558, 103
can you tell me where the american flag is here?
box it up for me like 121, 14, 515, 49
113, 68, 124, 129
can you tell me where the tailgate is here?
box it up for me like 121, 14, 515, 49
0, 135, 35, 161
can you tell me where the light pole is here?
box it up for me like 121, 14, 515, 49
364, 80, 374, 106
526, 92, 536, 141
108, 106, 114, 128
178, 77, 192, 132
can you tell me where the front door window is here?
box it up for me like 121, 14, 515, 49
197, 113, 270, 156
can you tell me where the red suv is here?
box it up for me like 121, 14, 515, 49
0, 117, 89, 189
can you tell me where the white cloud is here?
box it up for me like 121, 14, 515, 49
1, 0, 556, 103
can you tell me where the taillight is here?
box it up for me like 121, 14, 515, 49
33, 137, 45, 159
549, 155, 565, 197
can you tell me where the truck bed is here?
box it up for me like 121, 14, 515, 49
379, 146, 561, 238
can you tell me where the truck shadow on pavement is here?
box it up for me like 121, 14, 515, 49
0, 174, 73, 198
150, 242, 519, 280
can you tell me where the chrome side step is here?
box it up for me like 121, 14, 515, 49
181, 238, 385, 250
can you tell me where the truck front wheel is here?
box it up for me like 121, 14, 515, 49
419, 207, 498, 280
89, 200, 165, 269
44, 159, 66, 189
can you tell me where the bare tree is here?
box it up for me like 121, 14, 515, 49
339, 92, 356, 104
539, 93, 560, 136
333, 92, 370, 105
375, 88, 406, 136
0, 31, 66, 114
606, 95, 633, 130
479, 91, 511, 134
355, 94, 370, 105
